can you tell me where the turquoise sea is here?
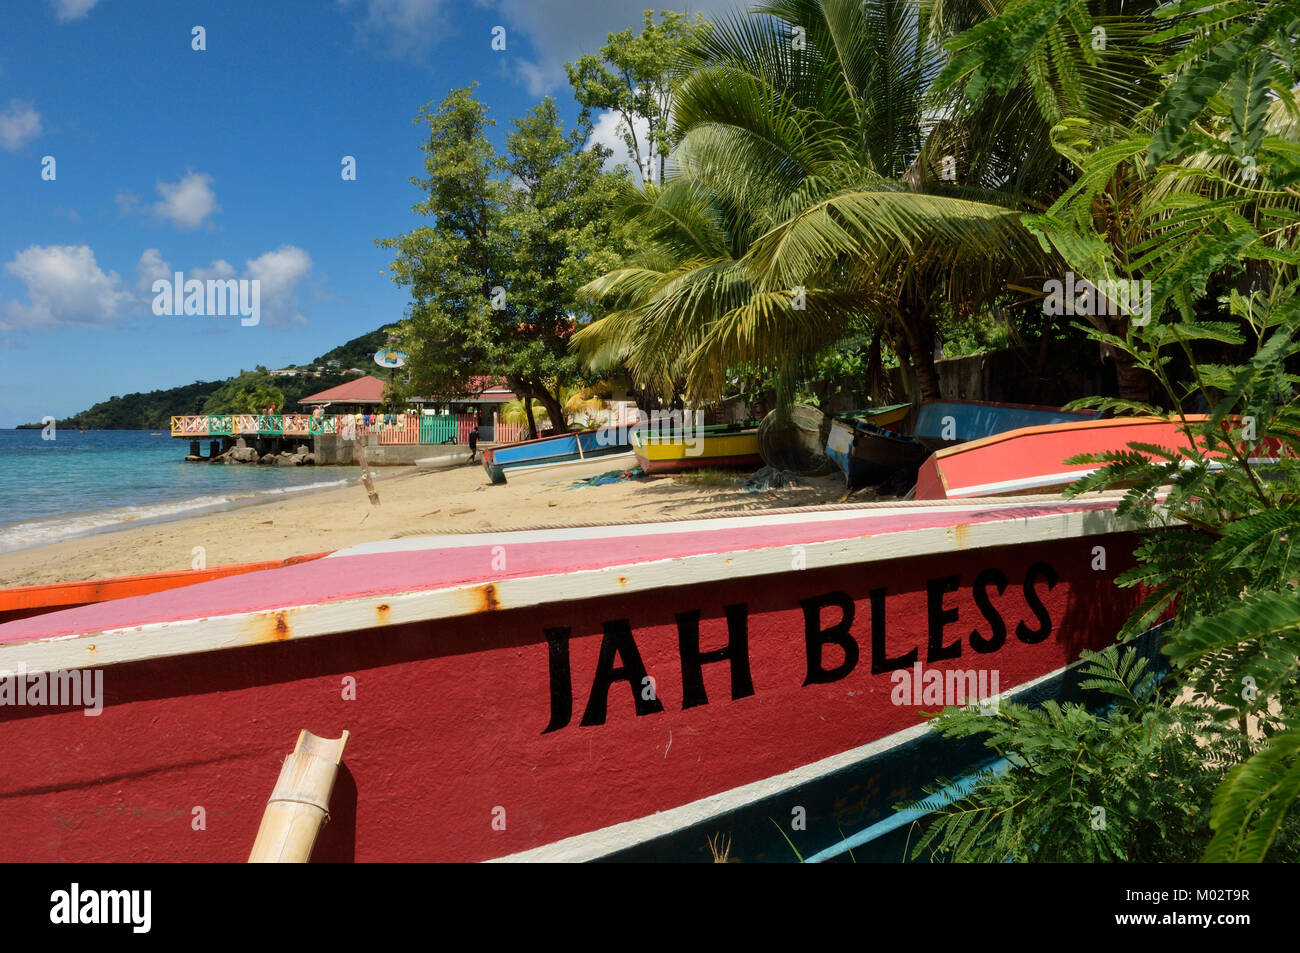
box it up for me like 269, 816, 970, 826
0, 429, 359, 555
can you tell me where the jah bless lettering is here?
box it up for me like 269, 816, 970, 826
541, 560, 1058, 733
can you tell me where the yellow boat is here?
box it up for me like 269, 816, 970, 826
630, 425, 762, 474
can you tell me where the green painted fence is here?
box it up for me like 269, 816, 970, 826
420, 416, 458, 444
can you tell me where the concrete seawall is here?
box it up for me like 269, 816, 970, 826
313, 435, 479, 466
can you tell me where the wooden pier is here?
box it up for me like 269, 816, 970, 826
170, 412, 527, 465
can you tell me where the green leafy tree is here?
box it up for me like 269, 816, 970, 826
565, 10, 712, 184
380, 87, 627, 438
576, 0, 1073, 403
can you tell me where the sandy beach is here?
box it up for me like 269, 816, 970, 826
0, 463, 854, 588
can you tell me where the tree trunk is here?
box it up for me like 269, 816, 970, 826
522, 399, 538, 440
900, 319, 942, 401
536, 390, 568, 435
1111, 347, 1152, 404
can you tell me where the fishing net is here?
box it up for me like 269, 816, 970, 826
757, 404, 836, 476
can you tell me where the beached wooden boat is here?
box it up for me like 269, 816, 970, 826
832, 401, 1105, 489
504, 451, 638, 485
482, 430, 628, 484
914, 415, 1275, 500
630, 425, 761, 474
0, 553, 329, 625
909, 400, 1104, 452
0, 496, 1146, 862
415, 451, 472, 469
826, 417, 924, 488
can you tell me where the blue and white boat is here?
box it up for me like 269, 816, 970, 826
481, 428, 630, 484
826, 400, 1104, 489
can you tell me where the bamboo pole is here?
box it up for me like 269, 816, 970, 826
355, 436, 380, 505
248, 730, 350, 863
343, 415, 380, 505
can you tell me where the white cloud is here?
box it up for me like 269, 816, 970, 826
135, 247, 312, 327
152, 172, 219, 230
1, 245, 132, 331
480, 1, 726, 96
0, 101, 42, 151
245, 245, 313, 327
49, 0, 101, 21
135, 248, 172, 292
194, 259, 236, 281
588, 108, 649, 180
114, 190, 140, 216
339, 0, 448, 57
341, 0, 724, 85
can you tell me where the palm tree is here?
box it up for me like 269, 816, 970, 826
579, 0, 1187, 401
579, 0, 1068, 401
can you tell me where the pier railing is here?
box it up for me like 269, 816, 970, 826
171, 413, 482, 445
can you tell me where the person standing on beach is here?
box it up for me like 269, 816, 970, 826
468, 425, 479, 462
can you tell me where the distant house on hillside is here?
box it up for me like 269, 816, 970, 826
268, 368, 299, 377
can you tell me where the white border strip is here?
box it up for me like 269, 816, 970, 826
947, 459, 1278, 499
948, 469, 1099, 498
327, 498, 1117, 557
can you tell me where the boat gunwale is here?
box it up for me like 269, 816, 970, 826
926, 414, 1214, 461
0, 494, 1142, 676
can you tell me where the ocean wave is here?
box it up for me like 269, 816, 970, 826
0, 478, 353, 555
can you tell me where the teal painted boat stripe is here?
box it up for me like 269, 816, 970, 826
804, 759, 1011, 863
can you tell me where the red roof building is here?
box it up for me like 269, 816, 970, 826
413, 377, 518, 405
299, 375, 388, 406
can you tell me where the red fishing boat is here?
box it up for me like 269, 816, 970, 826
913, 415, 1273, 500
0, 497, 1146, 862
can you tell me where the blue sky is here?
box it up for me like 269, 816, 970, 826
0, 0, 723, 427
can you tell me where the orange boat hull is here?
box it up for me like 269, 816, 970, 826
0, 552, 330, 625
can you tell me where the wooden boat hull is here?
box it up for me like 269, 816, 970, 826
630, 428, 761, 474
482, 430, 628, 484
826, 419, 926, 488
415, 452, 471, 469
859, 403, 911, 429
503, 451, 638, 485
910, 400, 1103, 452
0, 498, 1144, 862
913, 415, 1266, 500
0, 552, 329, 626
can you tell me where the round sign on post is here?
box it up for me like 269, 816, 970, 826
374, 349, 407, 369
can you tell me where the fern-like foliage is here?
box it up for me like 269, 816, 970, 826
913, 0, 1300, 863
903, 647, 1280, 862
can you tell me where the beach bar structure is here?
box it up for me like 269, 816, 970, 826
170, 375, 528, 465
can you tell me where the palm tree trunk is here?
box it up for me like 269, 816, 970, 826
1112, 348, 1152, 403
894, 309, 942, 401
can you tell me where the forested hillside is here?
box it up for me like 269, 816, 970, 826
19, 324, 398, 429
